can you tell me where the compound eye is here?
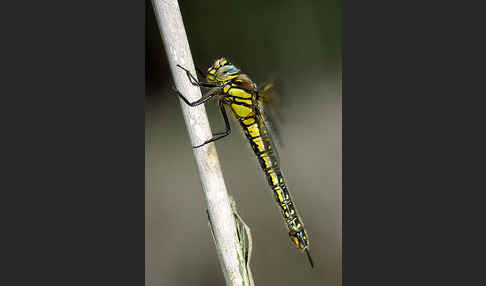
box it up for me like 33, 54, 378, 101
219, 65, 239, 75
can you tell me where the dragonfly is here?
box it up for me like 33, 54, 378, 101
174, 58, 313, 268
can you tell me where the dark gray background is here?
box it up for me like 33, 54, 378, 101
4, 0, 476, 285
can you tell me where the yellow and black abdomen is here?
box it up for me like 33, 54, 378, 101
225, 76, 311, 259
238, 112, 310, 253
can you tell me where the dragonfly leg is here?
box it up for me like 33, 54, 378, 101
177, 64, 219, 88
170, 84, 219, 107
193, 99, 231, 148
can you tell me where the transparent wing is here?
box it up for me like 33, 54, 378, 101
256, 100, 282, 165
257, 79, 284, 148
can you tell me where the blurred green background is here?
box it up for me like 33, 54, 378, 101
146, 0, 341, 285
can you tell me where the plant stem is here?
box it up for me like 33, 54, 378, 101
150, 1, 248, 285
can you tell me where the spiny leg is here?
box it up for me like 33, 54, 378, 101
193, 99, 231, 148
176, 64, 219, 88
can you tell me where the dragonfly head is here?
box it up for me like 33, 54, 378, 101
289, 230, 310, 251
207, 58, 241, 83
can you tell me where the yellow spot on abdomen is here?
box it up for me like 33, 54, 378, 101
243, 118, 255, 125
246, 124, 260, 137
252, 136, 265, 152
291, 236, 299, 246
231, 104, 253, 117
266, 169, 278, 185
275, 188, 284, 202
260, 153, 272, 168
